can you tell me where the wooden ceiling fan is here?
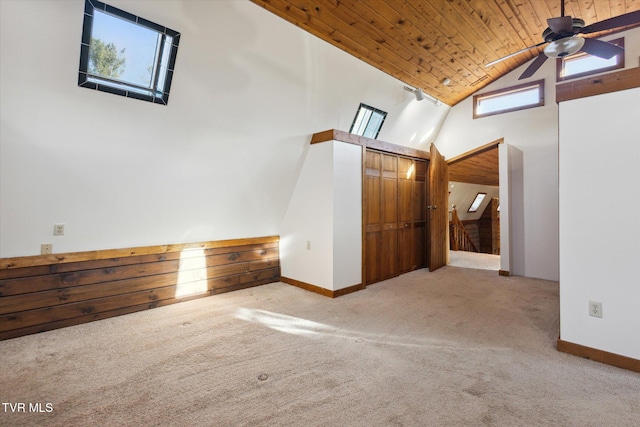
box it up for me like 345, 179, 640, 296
486, 1, 640, 80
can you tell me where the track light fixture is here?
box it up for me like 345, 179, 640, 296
403, 85, 439, 105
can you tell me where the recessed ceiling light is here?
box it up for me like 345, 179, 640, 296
442, 78, 452, 86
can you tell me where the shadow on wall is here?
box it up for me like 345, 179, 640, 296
509, 145, 525, 276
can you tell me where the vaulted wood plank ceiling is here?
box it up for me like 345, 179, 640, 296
448, 145, 499, 186
250, 0, 640, 106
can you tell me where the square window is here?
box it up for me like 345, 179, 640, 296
78, 0, 180, 105
350, 103, 387, 139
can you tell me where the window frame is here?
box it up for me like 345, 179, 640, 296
472, 79, 545, 119
468, 192, 487, 213
349, 103, 388, 139
78, 0, 180, 105
556, 38, 624, 82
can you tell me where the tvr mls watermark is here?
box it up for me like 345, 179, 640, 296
2, 402, 54, 413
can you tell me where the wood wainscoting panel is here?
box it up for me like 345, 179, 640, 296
0, 237, 280, 340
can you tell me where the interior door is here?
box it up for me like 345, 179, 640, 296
428, 143, 448, 271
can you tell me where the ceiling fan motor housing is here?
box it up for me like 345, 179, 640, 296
544, 36, 585, 58
543, 18, 586, 41
542, 18, 586, 58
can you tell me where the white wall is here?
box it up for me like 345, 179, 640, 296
331, 142, 362, 290
435, 27, 640, 281
559, 87, 640, 360
279, 142, 334, 289
280, 141, 362, 291
0, 0, 449, 258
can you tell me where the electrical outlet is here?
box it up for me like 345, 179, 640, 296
306, 240, 311, 250
589, 301, 602, 318
53, 223, 65, 236
41, 243, 52, 255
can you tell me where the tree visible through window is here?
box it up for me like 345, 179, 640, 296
78, 0, 180, 105
89, 38, 126, 78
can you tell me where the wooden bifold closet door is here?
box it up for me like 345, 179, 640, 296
364, 150, 427, 285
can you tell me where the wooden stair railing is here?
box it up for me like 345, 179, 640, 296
450, 208, 478, 252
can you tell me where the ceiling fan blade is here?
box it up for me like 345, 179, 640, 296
580, 10, 640, 34
518, 54, 548, 80
580, 38, 624, 59
485, 41, 547, 67
547, 16, 574, 34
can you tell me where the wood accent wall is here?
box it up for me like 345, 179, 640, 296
0, 236, 280, 340
478, 198, 500, 255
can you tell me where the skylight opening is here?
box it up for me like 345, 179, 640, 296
350, 103, 387, 139
557, 38, 624, 82
468, 192, 487, 213
78, 0, 180, 105
473, 80, 544, 119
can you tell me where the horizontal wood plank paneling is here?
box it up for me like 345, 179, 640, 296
0, 236, 279, 270
0, 237, 280, 340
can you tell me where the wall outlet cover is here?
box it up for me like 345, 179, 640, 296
589, 301, 603, 318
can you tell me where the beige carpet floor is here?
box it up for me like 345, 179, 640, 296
449, 251, 501, 271
1, 266, 639, 426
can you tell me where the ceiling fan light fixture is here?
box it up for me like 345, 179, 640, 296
544, 36, 585, 58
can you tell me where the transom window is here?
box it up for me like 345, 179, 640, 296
78, 0, 180, 105
473, 80, 544, 119
557, 38, 624, 82
350, 103, 387, 139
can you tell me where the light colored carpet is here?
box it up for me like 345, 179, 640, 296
1, 267, 639, 426
449, 250, 500, 271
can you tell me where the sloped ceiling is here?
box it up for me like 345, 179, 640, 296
448, 145, 499, 186
250, 0, 640, 106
